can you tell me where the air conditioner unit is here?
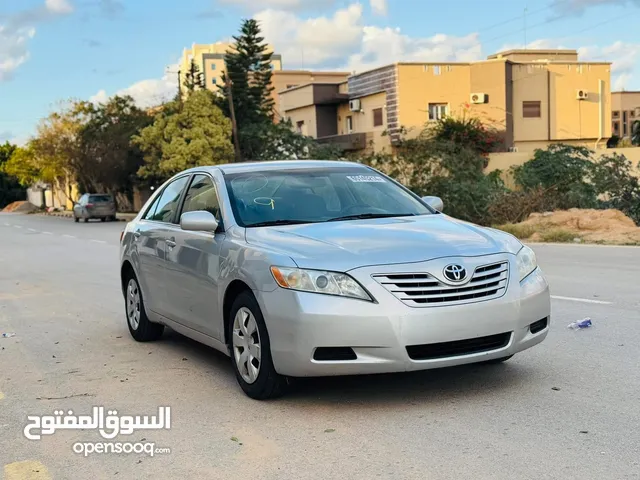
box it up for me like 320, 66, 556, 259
508, 146, 519, 153
576, 90, 588, 100
349, 99, 361, 112
470, 93, 487, 104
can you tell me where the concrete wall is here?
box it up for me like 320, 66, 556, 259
316, 105, 338, 138
469, 60, 510, 145
611, 91, 640, 138
284, 105, 317, 137
396, 63, 472, 127
336, 92, 387, 136
487, 147, 640, 188
272, 71, 348, 119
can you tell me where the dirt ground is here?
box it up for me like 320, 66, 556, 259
500, 208, 640, 245
2, 201, 37, 213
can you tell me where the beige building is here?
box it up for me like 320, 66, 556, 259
280, 49, 612, 153
611, 91, 640, 138
179, 42, 283, 92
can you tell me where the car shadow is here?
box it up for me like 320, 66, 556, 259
155, 328, 534, 405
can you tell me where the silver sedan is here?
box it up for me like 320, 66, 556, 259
119, 161, 550, 399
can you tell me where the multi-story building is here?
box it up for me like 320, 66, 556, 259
611, 91, 640, 139
279, 49, 612, 153
179, 43, 348, 119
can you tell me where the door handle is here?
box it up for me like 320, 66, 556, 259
166, 240, 176, 248
133, 231, 141, 239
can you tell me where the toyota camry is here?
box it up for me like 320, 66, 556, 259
119, 161, 550, 399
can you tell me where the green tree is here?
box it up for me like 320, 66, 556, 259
183, 59, 205, 92
511, 144, 598, 209
76, 95, 152, 202
428, 115, 503, 156
632, 120, 640, 146
0, 142, 27, 207
134, 90, 234, 180
1, 143, 41, 187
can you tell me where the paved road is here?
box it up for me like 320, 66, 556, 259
1, 213, 639, 480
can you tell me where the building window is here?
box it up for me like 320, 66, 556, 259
577, 65, 583, 74
428, 103, 448, 121
212, 78, 217, 85
522, 101, 541, 118
346, 116, 353, 133
613, 121, 619, 134
631, 110, 636, 118
211, 63, 216, 70
613, 110, 620, 118
433, 66, 441, 75
623, 118, 628, 136
373, 108, 383, 127
446, 65, 452, 72
296, 121, 305, 134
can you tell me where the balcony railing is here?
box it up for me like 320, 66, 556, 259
316, 132, 368, 151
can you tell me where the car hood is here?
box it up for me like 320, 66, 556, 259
245, 214, 522, 271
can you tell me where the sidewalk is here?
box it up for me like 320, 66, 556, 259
38, 211, 138, 222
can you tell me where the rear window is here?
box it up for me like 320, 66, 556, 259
89, 195, 113, 203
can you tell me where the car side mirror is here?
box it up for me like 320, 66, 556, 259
422, 196, 444, 212
180, 210, 219, 233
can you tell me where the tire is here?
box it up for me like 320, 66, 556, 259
111, 215, 117, 222
83, 217, 89, 223
124, 272, 164, 342
483, 355, 514, 364
229, 291, 287, 399
74, 216, 79, 223
101, 217, 106, 222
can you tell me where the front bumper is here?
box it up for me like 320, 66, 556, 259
257, 254, 550, 377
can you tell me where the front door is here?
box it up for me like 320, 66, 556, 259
134, 175, 190, 317
163, 173, 225, 340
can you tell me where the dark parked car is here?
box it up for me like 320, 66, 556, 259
73, 193, 117, 222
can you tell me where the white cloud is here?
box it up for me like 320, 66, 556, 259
345, 27, 482, 73
90, 65, 178, 108
220, 0, 335, 11
370, 0, 387, 15
256, 4, 364, 66
551, 0, 640, 15
0, 2, 73, 81
0, 26, 36, 81
45, 0, 74, 14
579, 41, 640, 90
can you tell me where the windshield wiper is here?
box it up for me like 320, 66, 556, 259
326, 213, 416, 222
247, 219, 316, 227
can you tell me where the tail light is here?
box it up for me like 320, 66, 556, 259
86, 203, 94, 208
120, 231, 124, 242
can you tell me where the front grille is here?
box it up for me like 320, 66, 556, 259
373, 261, 509, 307
406, 332, 511, 360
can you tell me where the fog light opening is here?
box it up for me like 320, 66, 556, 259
313, 347, 357, 361
529, 317, 548, 334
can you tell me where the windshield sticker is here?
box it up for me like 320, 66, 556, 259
346, 175, 386, 183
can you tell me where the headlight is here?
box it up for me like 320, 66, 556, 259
270, 266, 373, 301
516, 245, 537, 282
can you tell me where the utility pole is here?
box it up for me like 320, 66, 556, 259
177, 70, 183, 108
227, 80, 242, 163
523, 7, 528, 49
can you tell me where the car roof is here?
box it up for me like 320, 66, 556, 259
186, 160, 371, 175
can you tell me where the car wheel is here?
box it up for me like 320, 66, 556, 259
483, 355, 514, 364
124, 273, 164, 342
111, 215, 117, 222
229, 291, 287, 399
83, 217, 89, 223
74, 216, 79, 223
101, 217, 106, 222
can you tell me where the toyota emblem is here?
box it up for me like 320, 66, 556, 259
443, 264, 467, 282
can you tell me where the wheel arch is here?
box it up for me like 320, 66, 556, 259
222, 280, 253, 346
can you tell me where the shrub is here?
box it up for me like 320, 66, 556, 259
539, 229, 577, 243
487, 186, 553, 225
428, 115, 503, 156
511, 144, 598, 209
495, 223, 537, 239
592, 153, 640, 224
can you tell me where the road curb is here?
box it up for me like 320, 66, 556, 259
35, 212, 135, 222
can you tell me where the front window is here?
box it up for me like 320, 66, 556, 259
224, 168, 434, 227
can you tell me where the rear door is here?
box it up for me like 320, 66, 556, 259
132, 176, 190, 316
162, 173, 225, 339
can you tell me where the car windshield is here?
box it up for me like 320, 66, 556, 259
224, 167, 433, 227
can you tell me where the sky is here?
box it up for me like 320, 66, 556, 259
1, 0, 640, 144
